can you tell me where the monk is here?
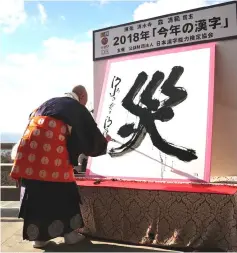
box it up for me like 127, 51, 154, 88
10, 85, 111, 248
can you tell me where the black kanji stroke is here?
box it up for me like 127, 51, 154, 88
109, 66, 198, 162
110, 76, 121, 97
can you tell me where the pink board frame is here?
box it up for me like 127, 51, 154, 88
86, 43, 216, 183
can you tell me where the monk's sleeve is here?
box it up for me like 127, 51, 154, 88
74, 107, 108, 157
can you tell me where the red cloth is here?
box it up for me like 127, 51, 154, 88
10, 116, 75, 182
76, 179, 237, 195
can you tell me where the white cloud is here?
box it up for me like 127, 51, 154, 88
0, 38, 93, 133
60, 15, 66, 21
0, 0, 27, 33
37, 3, 47, 25
99, 0, 109, 5
6, 53, 39, 65
133, 0, 228, 21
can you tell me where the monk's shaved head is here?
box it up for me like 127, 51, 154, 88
72, 85, 86, 95
72, 85, 88, 106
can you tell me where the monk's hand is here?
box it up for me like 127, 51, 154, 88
105, 134, 112, 142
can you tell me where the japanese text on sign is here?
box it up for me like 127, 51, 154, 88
93, 1, 237, 60
103, 76, 121, 135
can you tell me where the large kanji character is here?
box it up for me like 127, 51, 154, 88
109, 67, 198, 162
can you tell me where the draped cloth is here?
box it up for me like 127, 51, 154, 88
10, 116, 75, 183
19, 178, 83, 241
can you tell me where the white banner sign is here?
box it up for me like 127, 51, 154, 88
88, 43, 215, 181
93, 1, 237, 60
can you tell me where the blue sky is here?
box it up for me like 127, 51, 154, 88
0, 0, 226, 135
1, 1, 141, 56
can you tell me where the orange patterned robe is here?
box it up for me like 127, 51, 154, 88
10, 116, 75, 182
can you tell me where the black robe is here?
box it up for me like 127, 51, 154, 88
33, 96, 107, 165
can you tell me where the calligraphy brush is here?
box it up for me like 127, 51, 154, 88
109, 138, 174, 170
109, 138, 200, 180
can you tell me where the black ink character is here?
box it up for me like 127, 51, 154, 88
174, 16, 180, 22
168, 17, 173, 23
140, 31, 150, 40
209, 17, 221, 29
103, 76, 122, 135
110, 76, 121, 98
195, 19, 207, 32
182, 23, 194, 33
109, 102, 115, 112
169, 25, 181, 36
104, 116, 112, 135
157, 19, 163, 25
153, 27, 168, 38
109, 67, 198, 163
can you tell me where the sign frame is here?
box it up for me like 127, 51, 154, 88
93, 1, 237, 61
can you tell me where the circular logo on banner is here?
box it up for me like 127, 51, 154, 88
101, 37, 108, 45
